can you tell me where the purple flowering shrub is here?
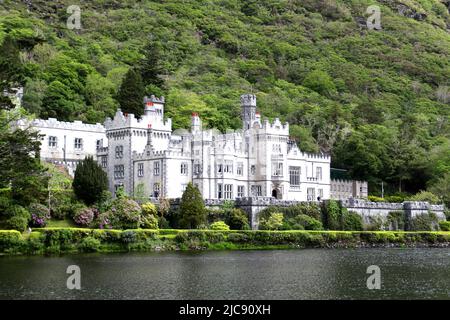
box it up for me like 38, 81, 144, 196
29, 203, 50, 227
94, 198, 141, 229
96, 211, 113, 229
73, 207, 97, 227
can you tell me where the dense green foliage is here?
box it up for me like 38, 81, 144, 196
116, 68, 145, 118
73, 156, 108, 205
210, 221, 230, 231
1, 228, 449, 255
0, 0, 448, 198
178, 183, 206, 229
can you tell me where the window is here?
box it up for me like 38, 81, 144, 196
181, 162, 188, 175
153, 161, 160, 176
289, 166, 301, 186
316, 167, 322, 180
307, 188, 315, 201
114, 165, 125, 179
237, 162, 244, 176
251, 165, 256, 175
194, 164, 201, 175
251, 185, 262, 197
101, 156, 107, 168
272, 144, 281, 153
48, 136, 57, 148
181, 184, 188, 193
153, 183, 160, 198
237, 186, 245, 198
74, 138, 83, 150
96, 139, 102, 150
272, 162, 283, 176
318, 189, 323, 199
137, 163, 144, 177
224, 161, 233, 173
217, 183, 223, 199
115, 146, 123, 159
224, 184, 233, 199
217, 164, 223, 173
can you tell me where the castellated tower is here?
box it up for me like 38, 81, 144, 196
241, 94, 257, 130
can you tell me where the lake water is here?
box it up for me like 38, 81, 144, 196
1, 248, 449, 299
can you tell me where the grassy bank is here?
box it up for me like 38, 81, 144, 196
1, 228, 449, 256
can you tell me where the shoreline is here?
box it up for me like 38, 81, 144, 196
1, 228, 449, 256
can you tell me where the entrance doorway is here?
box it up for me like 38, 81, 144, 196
272, 189, 278, 199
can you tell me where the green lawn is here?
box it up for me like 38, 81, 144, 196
45, 218, 78, 228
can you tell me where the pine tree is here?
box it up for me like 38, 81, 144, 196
116, 68, 145, 118
179, 182, 206, 229
73, 156, 108, 205
140, 41, 165, 88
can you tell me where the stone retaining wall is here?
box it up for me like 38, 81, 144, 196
163, 197, 446, 230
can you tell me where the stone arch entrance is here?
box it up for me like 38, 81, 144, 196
272, 189, 278, 198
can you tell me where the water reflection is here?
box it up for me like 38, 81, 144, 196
0, 248, 449, 300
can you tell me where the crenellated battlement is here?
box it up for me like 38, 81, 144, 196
29, 118, 105, 132
302, 151, 331, 160
261, 118, 289, 133
105, 109, 172, 132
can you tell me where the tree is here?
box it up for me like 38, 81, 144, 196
225, 208, 250, 230
73, 156, 108, 205
116, 68, 145, 118
259, 212, 284, 230
140, 41, 165, 88
0, 36, 23, 110
302, 70, 336, 97
179, 182, 206, 229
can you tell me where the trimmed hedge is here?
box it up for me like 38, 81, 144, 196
0, 229, 449, 255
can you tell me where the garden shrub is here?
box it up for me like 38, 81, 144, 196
27, 232, 45, 253
99, 198, 141, 229
79, 236, 101, 252
121, 230, 137, 244
321, 200, 341, 230
141, 202, 159, 229
227, 232, 250, 243
284, 214, 323, 230
365, 216, 384, 231
28, 203, 50, 227
386, 211, 405, 231
50, 190, 74, 220
141, 213, 159, 229
73, 207, 96, 227
157, 216, 170, 229
342, 210, 363, 231
259, 213, 284, 230
174, 231, 189, 244
141, 202, 158, 216
409, 191, 440, 204
439, 221, 450, 231
225, 208, 250, 230
4, 205, 30, 231
6, 215, 29, 232
409, 212, 440, 231
259, 203, 321, 221
0, 230, 22, 251
210, 221, 230, 231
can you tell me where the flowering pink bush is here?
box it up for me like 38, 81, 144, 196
73, 207, 97, 226
94, 198, 141, 229
29, 203, 50, 227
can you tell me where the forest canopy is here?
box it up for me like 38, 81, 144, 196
0, 0, 449, 197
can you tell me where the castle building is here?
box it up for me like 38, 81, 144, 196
97, 94, 331, 201
17, 117, 106, 176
